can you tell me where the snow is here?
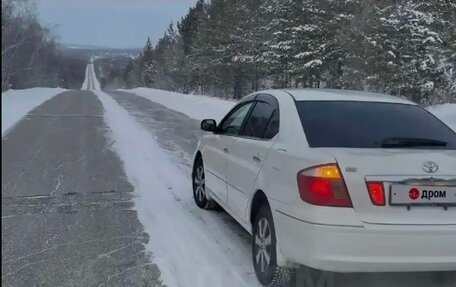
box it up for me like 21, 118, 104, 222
90, 63, 101, 90
92, 70, 455, 287
291, 25, 317, 32
422, 81, 434, 90
84, 63, 100, 91
428, 103, 456, 132
94, 89, 259, 287
81, 65, 89, 90
295, 51, 316, 59
304, 59, 323, 68
118, 88, 235, 122
1, 87, 66, 136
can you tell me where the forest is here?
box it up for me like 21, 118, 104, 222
2, 0, 86, 91
124, 0, 456, 105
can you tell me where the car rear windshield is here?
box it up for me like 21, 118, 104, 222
295, 101, 456, 149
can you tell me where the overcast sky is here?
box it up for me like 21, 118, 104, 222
36, 0, 195, 49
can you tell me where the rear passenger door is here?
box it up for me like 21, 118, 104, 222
225, 94, 280, 222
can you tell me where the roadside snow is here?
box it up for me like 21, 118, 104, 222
1, 87, 66, 136
118, 88, 235, 122
95, 90, 259, 287
90, 63, 101, 90
84, 63, 100, 91
428, 103, 456, 132
81, 65, 89, 90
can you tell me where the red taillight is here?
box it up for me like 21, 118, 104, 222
297, 164, 352, 207
366, 181, 385, 206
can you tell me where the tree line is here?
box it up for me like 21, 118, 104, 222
2, 0, 86, 91
125, 0, 455, 105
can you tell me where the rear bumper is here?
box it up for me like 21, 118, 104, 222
274, 210, 456, 272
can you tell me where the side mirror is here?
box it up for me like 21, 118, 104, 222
201, 119, 217, 132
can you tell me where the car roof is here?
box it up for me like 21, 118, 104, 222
280, 89, 416, 105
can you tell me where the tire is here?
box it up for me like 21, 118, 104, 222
253, 204, 293, 287
192, 157, 218, 210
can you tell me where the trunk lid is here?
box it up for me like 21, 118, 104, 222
320, 148, 456, 225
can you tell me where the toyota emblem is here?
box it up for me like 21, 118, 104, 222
422, 161, 438, 173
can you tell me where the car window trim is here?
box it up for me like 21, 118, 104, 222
261, 108, 278, 139
238, 94, 280, 141
217, 93, 280, 141
239, 100, 273, 141
238, 101, 258, 137
217, 101, 255, 136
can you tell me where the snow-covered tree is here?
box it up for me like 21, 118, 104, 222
128, 0, 455, 104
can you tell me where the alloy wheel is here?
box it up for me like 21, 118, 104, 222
254, 217, 272, 273
194, 165, 205, 202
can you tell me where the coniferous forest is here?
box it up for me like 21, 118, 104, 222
124, 0, 456, 105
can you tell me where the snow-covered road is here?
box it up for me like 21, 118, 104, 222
93, 80, 260, 286
96, 90, 260, 286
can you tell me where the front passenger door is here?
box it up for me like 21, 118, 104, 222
203, 102, 254, 204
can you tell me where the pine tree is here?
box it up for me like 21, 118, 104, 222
140, 37, 156, 87
127, 0, 455, 104
259, 0, 297, 88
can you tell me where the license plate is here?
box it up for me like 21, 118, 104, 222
390, 185, 456, 206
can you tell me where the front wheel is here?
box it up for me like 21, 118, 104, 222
192, 157, 218, 210
253, 204, 293, 287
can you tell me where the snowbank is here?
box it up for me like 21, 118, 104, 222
428, 103, 456, 132
81, 65, 89, 90
2, 87, 66, 136
95, 90, 259, 287
118, 88, 235, 122
90, 63, 101, 90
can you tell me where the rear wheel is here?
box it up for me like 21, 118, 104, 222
192, 157, 218, 210
253, 204, 293, 287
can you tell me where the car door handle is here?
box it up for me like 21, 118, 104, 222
252, 155, 261, 162
223, 148, 230, 154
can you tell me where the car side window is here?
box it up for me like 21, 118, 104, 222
263, 109, 279, 139
219, 102, 253, 136
241, 101, 275, 139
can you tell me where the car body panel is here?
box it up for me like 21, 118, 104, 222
274, 207, 456, 272
226, 136, 277, 223
319, 148, 456, 225
193, 89, 456, 272
200, 134, 235, 204
283, 88, 416, 105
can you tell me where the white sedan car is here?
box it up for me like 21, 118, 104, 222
192, 89, 456, 286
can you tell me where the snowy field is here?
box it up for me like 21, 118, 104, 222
1, 87, 66, 136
